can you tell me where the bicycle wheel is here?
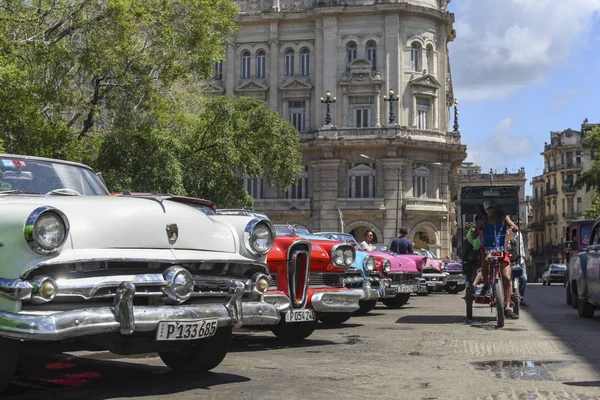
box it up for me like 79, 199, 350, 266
494, 278, 505, 328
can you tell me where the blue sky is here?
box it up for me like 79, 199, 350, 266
447, 0, 600, 193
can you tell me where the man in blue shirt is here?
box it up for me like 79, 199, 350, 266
390, 227, 413, 254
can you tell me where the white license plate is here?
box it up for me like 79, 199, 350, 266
156, 319, 218, 341
426, 281, 437, 286
285, 309, 315, 323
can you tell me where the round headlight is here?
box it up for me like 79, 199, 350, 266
383, 259, 392, 273
343, 249, 354, 266
246, 220, 275, 255
419, 258, 426, 272
333, 248, 344, 266
364, 256, 375, 271
25, 207, 69, 255
34, 213, 66, 250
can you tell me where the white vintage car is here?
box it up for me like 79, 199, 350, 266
0, 154, 282, 393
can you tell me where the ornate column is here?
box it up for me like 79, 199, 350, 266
412, 95, 417, 127
323, 17, 338, 126
375, 89, 381, 127
305, 96, 310, 131
226, 45, 235, 96
269, 21, 279, 112
384, 14, 400, 125
433, 95, 438, 130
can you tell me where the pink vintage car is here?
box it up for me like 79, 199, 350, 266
414, 249, 447, 293
315, 233, 429, 307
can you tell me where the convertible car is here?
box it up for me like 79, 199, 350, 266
0, 154, 280, 393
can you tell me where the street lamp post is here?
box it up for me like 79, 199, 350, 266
320, 91, 337, 125
383, 89, 399, 124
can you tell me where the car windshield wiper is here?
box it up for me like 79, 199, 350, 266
0, 190, 41, 195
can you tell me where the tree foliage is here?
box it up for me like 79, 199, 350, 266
0, 1, 304, 205
575, 127, 600, 192
582, 191, 600, 220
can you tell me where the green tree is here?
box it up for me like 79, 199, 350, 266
575, 126, 600, 220
0, 0, 238, 157
582, 192, 600, 220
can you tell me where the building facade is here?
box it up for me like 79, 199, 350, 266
213, 0, 466, 258
528, 123, 596, 278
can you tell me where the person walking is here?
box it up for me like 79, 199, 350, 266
390, 227, 413, 255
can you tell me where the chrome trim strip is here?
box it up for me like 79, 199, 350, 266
288, 240, 311, 309
0, 278, 33, 300
310, 290, 361, 313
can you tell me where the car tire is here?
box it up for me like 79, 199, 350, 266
355, 300, 378, 314
447, 285, 461, 294
465, 287, 474, 319
427, 286, 434, 294
0, 337, 20, 394
382, 293, 411, 309
318, 312, 352, 325
577, 299, 595, 318
565, 282, 573, 306
547, 281, 551, 286
571, 281, 579, 309
271, 320, 317, 341
416, 291, 429, 296
158, 327, 231, 373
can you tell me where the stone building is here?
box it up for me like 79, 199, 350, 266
213, 0, 466, 258
528, 122, 596, 278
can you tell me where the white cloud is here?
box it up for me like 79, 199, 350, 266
449, 0, 600, 101
466, 117, 534, 171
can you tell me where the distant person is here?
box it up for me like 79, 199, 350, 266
360, 230, 374, 251
390, 227, 413, 255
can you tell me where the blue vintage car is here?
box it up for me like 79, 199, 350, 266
566, 216, 600, 318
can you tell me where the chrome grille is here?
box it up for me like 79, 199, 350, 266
269, 274, 278, 290
389, 273, 419, 284
309, 272, 343, 288
288, 241, 311, 308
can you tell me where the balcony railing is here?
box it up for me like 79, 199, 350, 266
558, 161, 583, 171
544, 214, 558, 222
302, 126, 461, 145
545, 188, 558, 196
336, 197, 386, 212
404, 198, 447, 215
562, 212, 578, 220
563, 185, 576, 194
254, 199, 311, 213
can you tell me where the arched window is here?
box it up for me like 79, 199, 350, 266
413, 165, 430, 198
256, 50, 266, 78
241, 51, 251, 79
366, 40, 377, 71
348, 163, 376, 198
426, 45, 433, 73
300, 48, 310, 76
410, 42, 421, 72
346, 41, 357, 70
284, 49, 295, 77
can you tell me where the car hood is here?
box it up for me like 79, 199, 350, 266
445, 262, 463, 273
368, 251, 420, 273
0, 196, 235, 253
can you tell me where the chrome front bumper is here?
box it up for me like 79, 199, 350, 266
423, 273, 447, 287
310, 290, 361, 313
414, 278, 429, 294
0, 280, 280, 341
445, 275, 466, 286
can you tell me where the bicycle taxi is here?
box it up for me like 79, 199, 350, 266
459, 185, 521, 328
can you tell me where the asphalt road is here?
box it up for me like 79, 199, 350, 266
4, 283, 600, 400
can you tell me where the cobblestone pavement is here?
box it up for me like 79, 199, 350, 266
4, 283, 600, 400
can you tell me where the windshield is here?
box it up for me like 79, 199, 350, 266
581, 225, 592, 245
323, 233, 361, 248
0, 157, 108, 196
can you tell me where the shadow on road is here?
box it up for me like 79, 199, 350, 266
315, 323, 364, 330
523, 284, 600, 380
229, 334, 338, 352
395, 315, 496, 325
5, 352, 250, 400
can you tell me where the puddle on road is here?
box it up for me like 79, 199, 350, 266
473, 360, 574, 381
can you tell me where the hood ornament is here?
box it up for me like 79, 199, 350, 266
166, 224, 178, 243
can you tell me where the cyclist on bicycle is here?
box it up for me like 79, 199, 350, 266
480, 200, 519, 320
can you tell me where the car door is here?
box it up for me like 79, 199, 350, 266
586, 224, 600, 299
